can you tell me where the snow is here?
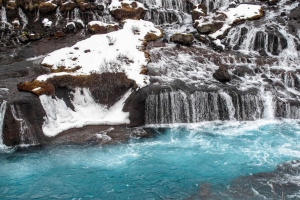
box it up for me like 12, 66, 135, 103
42, 18, 52, 27
195, 4, 263, 39
41, 19, 161, 88
40, 88, 132, 137
32, 87, 41, 91
12, 19, 20, 25
108, 0, 146, 11
88, 21, 117, 27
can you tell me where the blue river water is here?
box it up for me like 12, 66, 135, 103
0, 120, 300, 199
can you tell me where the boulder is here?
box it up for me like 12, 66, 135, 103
26, 33, 41, 41
61, 0, 77, 12
191, 4, 207, 22
54, 30, 66, 38
196, 22, 223, 34
87, 22, 118, 34
39, 2, 58, 14
66, 22, 76, 32
6, 0, 17, 10
170, 33, 194, 45
109, 1, 146, 21
213, 66, 231, 82
18, 35, 29, 43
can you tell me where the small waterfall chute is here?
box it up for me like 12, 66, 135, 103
0, 100, 7, 146
18, 7, 28, 30
10, 104, 36, 145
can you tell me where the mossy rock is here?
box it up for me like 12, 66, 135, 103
17, 80, 55, 96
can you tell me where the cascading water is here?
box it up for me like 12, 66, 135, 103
145, 90, 267, 124
10, 104, 37, 145
34, 9, 40, 22
55, 7, 63, 26
0, 101, 7, 146
0, 7, 11, 29
18, 7, 28, 30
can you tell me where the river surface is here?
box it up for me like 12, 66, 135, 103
0, 120, 300, 199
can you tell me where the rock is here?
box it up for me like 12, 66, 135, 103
233, 66, 255, 77
196, 22, 223, 34
66, 22, 76, 32
109, 1, 147, 21
197, 24, 212, 34
78, 2, 90, 12
6, 0, 17, 10
18, 35, 29, 43
268, 0, 277, 5
87, 22, 118, 34
3, 95, 47, 146
170, 33, 194, 46
17, 80, 55, 96
213, 66, 231, 82
191, 4, 207, 22
54, 31, 66, 38
27, 33, 41, 41
61, 1, 77, 12
39, 2, 58, 14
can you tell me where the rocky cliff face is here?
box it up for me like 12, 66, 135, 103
1, 0, 300, 147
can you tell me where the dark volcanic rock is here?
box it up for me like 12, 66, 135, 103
213, 66, 231, 82
3, 94, 47, 146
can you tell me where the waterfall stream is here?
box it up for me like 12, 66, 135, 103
145, 90, 300, 125
0, 101, 7, 146
18, 8, 28, 30
10, 104, 37, 145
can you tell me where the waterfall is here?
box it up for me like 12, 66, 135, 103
18, 7, 28, 30
55, 7, 63, 26
10, 104, 37, 145
34, 9, 40, 22
145, 90, 266, 124
219, 91, 235, 120
0, 7, 11, 29
261, 90, 275, 119
0, 101, 7, 145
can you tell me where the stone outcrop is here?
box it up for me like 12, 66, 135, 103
39, 2, 58, 14
87, 22, 119, 34
170, 33, 194, 45
191, 4, 207, 22
109, 2, 147, 21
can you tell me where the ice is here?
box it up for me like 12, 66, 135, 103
40, 88, 132, 137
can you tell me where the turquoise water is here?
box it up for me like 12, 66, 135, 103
0, 120, 300, 199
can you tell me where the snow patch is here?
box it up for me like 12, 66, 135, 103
108, 0, 146, 11
41, 19, 161, 88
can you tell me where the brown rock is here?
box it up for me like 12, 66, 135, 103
87, 22, 118, 34
61, 1, 77, 12
17, 80, 55, 96
27, 33, 41, 41
54, 31, 66, 38
110, 2, 146, 21
78, 2, 89, 11
191, 4, 207, 22
6, 0, 17, 10
39, 2, 58, 14
170, 33, 194, 45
